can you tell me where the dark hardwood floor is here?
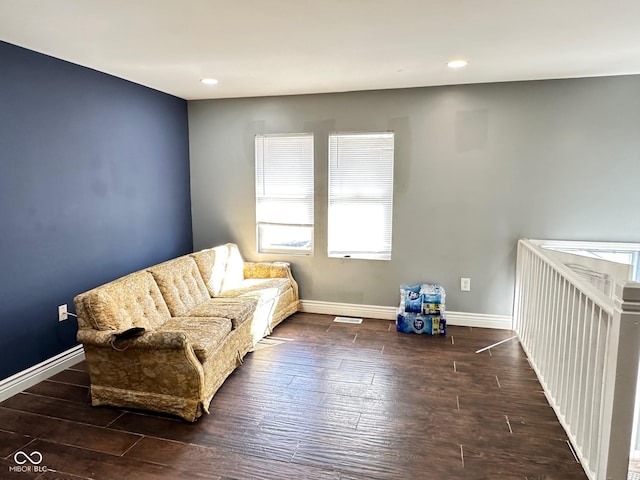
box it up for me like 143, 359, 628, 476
0, 313, 588, 479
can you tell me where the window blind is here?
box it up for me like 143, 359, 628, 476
255, 133, 314, 254
328, 132, 394, 260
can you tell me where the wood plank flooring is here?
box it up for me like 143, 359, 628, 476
0, 313, 588, 479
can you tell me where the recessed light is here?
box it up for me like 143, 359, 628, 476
201, 78, 219, 85
447, 59, 468, 69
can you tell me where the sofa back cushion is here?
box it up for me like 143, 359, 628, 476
191, 246, 228, 297
148, 256, 210, 316
221, 243, 245, 292
191, 243, 246, 296
78, 271, 171, 331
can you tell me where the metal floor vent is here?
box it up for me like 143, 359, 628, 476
334, 316, 363, 324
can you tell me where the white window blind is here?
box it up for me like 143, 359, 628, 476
255, 133, 314, 254
328, 132, 394, 260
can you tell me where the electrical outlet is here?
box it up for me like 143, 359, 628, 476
58, 304, 68, 322
461, 277, 471, 292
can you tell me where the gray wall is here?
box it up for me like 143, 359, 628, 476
188, 76, 640, 316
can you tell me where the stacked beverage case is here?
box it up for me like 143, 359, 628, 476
396, 284, 447, 335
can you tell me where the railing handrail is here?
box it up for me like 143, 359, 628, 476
530, 238, 640, 253
518, 238, 616, 316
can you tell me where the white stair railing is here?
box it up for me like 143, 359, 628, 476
514, 239, 640, 480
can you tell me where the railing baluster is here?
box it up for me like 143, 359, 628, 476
574, 298, 590, 448
556, 281, 567, 409
579, 304, 597, 451
587, 307, 603, 468
566, 291, 582, 420
549, 270, 562, 392
528, 255, 540, 357
557, 279, 570, 409
547, 270, 559, 394
561, 286, 570, 417
538, 261, 550, 375
542, 264, 554, 378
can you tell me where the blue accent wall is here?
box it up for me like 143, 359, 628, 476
0, 41, 192, 379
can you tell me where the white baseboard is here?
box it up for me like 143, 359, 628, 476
300, 300, 512, 330
300, 300, 397, 320
444, 311, 513, 330
0, 345, 86, 402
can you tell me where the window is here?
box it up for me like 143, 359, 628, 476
328, 132, 394, 260
255, 134, 314, 254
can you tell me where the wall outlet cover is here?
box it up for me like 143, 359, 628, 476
58, 304, 68, 322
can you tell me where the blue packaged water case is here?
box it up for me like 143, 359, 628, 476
400, 284, 423, 313
420, 284, 446, 316
420, 284, 446, 304
396, 311, 447, 335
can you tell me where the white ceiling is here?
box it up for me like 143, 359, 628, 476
1, 0, 639, 100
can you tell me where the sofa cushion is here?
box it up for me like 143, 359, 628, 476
220, 278, 291, 298
159, 316, 232, 363
148, 256, 210, 317
185, 297, 257, 329
83, 271, 171, 331
191, 245, 230, 297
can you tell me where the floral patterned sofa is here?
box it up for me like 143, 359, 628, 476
73, 243, 299, 421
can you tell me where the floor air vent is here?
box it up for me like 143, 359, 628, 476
333, 316, 363, 324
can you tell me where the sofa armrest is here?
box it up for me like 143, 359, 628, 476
77, 329, 188, 350
244, 261, 299, 299
78, 328, 205, 402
